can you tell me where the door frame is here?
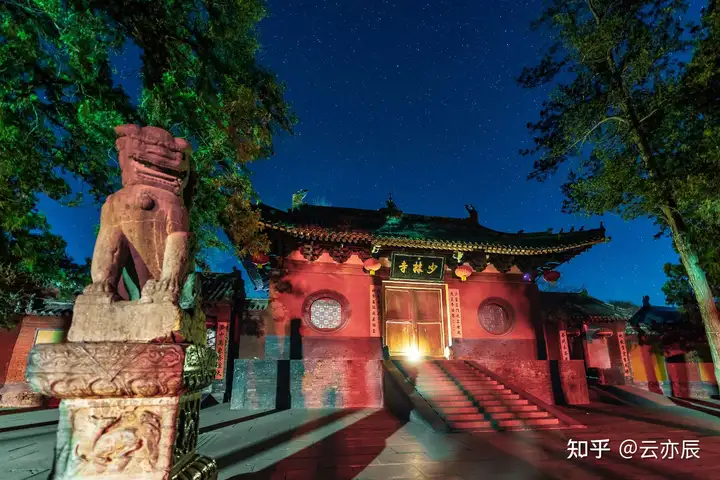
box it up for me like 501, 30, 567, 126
382, 281, 451, 359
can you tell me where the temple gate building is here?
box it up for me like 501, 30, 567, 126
231, 197, 610, 428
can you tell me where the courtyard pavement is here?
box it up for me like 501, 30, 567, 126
2, 401, 720, 479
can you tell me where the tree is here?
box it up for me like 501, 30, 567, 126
518, 1, 720, 379
0, 1, 295, 325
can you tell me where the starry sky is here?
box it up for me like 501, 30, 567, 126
39, 0, 698, 305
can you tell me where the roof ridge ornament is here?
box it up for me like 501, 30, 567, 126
291, 189, 308, 210
465, 204, 478, 223
380, 192, 402, 219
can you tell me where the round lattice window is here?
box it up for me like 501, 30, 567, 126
478, 300, 513, 335
310, 298, 343, 330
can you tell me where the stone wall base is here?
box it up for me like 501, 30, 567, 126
632, 380, 719, 399
231, 359, 383, 409
472, 359, 589, 405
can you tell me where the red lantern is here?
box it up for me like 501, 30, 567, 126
455, 264, 474, 281
251, 253, 270, 268
364, 257, 381, 275
543, 270, 560, 283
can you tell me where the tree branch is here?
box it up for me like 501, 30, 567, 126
558, 116, 628, 157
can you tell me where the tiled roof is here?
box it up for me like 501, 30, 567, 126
24, 298, 74, 317
540, 292, 635, 323
245, 298, 269, 311
257, 204, 608, 255
631, 305, 682, 325
200, 272, 243, 302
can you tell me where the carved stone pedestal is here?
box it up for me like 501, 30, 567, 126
26, 342, 218, 480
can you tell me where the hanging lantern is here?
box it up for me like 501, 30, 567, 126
251, 253, 270, 268
455, 264, 474, 281
363, 257, 381, 275
543, 270, 561, 284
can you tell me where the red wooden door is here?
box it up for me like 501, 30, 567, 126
384, 286, 445, 358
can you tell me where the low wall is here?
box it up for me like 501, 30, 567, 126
555, 360, 590, 405
473, 359, 589, 405
263, 335, 383, 360
452, 338, 537, 361
231, 359, 383, 409
628, 348, 718, 399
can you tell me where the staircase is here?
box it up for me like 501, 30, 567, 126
395, 359, 569, 432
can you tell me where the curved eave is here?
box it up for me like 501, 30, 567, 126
259, 220, 609, 255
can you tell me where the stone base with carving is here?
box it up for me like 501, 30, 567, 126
0, 383, 44, 408
68, 295, 205, 344
26, 342, 218, 480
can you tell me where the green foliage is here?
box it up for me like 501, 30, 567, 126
0, 1, 295, 321
518, 0, 706, 221
520, 1, 720, 333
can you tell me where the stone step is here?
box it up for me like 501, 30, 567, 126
475, 398, 528, 406
414, 380, 456, 387
444, 413, 488, 422
483, 404, 538, 413
417, 389, 464, 397
423, 394, 469, 402
490, 411, 550, 420
417, 388, 464, 395
448, 420, 493, 431
464, 385, 509, 392
435, 406, 478, 415
471, 393, 521, 401
498, 417, 560, 428
429, 399, 475, 408
455, 378, 499, 385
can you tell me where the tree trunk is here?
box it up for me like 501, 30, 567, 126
662, 205, 720, 386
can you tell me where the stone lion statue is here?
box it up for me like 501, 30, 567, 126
83, 125, 194, 305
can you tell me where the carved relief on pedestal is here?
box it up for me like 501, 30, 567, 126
26, 343, 217, 398
56, 397, 179, 479
448, 289, 463, 338
370, 286, 381, 337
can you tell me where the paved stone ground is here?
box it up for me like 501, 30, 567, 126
2, 402, 720, 479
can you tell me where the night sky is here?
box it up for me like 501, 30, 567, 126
39, 0, 696, 305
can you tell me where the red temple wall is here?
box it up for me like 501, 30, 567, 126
0, 321, 21, 385
449, 272, 539, 361
266, 252, 382, 360
4, 315, 69, 384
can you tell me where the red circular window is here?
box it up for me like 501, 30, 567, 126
302, 290, 350, 332
478, 299, 514, 335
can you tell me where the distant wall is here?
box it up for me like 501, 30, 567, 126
627, 337, 718, 399
0, 321, 21, 385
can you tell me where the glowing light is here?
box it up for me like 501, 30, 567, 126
407, 346, 421, 362
523, 272, 532, 281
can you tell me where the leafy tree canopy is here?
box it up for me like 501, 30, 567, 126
519, 0, 720, 371
0, 0, 295, 324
